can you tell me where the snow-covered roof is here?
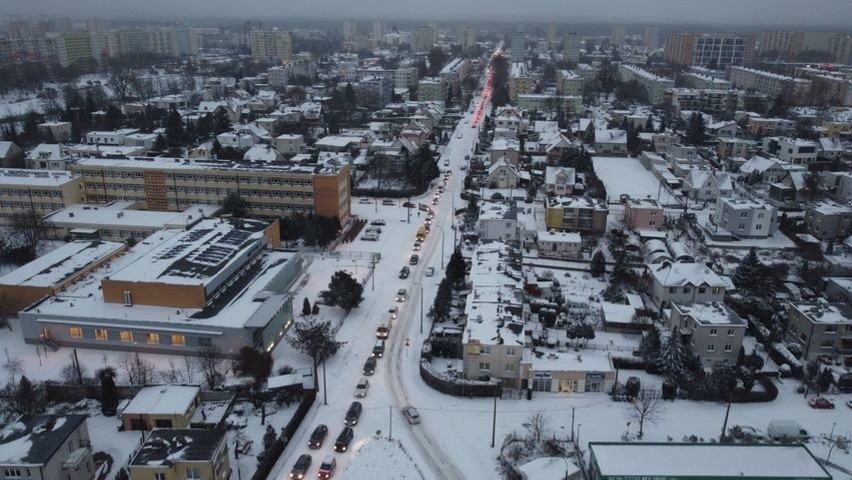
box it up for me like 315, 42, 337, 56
522, 347, 614, 373
537, 230, 581, 243
790, 302, 852, 324
0, 240, 125, 288
808, 199, 852, 216
674, 302, 745, 326
0, 168, 78, 186
243, 144, 283, 162
0, 415, 88, 466
130, 428, 225, 466
0, 141, 18, 157
589, 443, 830, 479
739, 155, 781, 174
123, 385, 200, 417
43, 202, 218, 231
595, 129, 627, 144
544, 166, 576, 186
519, 457, 579, 480
650, 262, 733, 289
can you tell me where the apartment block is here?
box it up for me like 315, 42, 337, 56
417, 77, 446, 102
250, 29, 292, 64
669, 302, 746, 366
664, 32, 755, 68
556, 69, 583, 96
713, 197, 778, 238
762, 136, 819, 165
746, 117, 795, 137
804, 200, 852, 240
545, 196, 608, 234
130, 428, 230, 480
623, 198, 664, 230
728, 66, 812, 105
786, 302, 852, 362
0, 169, 83, 224
617, 64, 674, 105
71, 157, 350, 220
563, 33, 582, 63
509, 62, 533, 102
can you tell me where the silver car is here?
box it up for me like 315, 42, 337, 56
402, 406, 421, 424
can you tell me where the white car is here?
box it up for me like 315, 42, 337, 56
457, 133, 462, 139
443, 160, 450, 166
354, 378, 370, 398
402, 406, 421, 424
425, 267, 435, 277
388, 306, 398, 319
396, 289, 407, 302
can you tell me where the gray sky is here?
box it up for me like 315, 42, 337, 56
7, 0, 852, 27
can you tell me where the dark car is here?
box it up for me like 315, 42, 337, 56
409, 254, 419, 265
403, 201, 416, 208
344, 401, 362, 426
308, 424, 328, 449
289, 454, 312, 479
363, 356, 377, 375
372, 340, 385, 358
398, 266, 410, 279
333, 427, 354, 452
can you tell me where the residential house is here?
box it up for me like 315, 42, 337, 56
37, 121, 73, 142
826, 277, 852, 304
747, 117, 795, 137
763, 137, 819, 165
478, 202, 519, 241
274, 134, 304, 156
786, 302, 852, 362
681, 170, 733, 201
544, 166, 576, 196
0, 414, 93, 480
707, 121, 740, 138
545, 196, 608, 234
649, 262, 732, 307
717, 137, 757, 160
594, 129, 628, 156
623, 198, 664, 230
537, 230, 582, 259
0, 141, 24, 168
129, 429, 230, 480
824, 171, 852, 202
668, 302, 746, 366
121, 385, 201, 431
490, 138, 521, 165
25, 143, 73, 170
804, 200, 852, 240
818, 137, 846, 162
487, 157, 523, 189
768, 171, 807, 204
712, 197, 778, 238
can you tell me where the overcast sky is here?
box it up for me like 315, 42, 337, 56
7, 0, 852, 27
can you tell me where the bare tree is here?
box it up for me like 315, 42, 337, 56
3, 348, 23, 384
525, 410, 551, 444
10, 209, 46, 262
626, 389, 664, 438
158, 359, 186, 384
118, 352, 155, 385
0, 294, 16, 330
194, 344, 226, 389
109, 65, 135, 103
182, 355, 196, 384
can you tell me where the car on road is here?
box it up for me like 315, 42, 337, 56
318, 455, 337, 479
308, 424, 328, 449
412, 242, 421, 251
418, 203, 430, 212
360, 233, 378, 241
409, 254, 419, 265
363, 356, 377, 375
388, 306, 398, 319
370, 219, 386, 225
424, 218, 432, 226
431, 197, 439, 205
437, 186, 445, 193
372, 340, 386, 357
425, 267, 435, 277
460, 164, 467, 170
809, 397, 835, 409
402, 406, 422, 425
354, 377, 370, 397
381, 199, 395, 205
464, 155, 470, 160
358, 198, 372, 204
443, 159, 450, 166
365, 226, 381, 234
289, 454, 312, 479
395, 288, 407, 302
847, 400, 852, 409
344, 402, 362, 426
398, 266, 410, 279
334, 427, 354, 452
376, 323, 389, 339
403, 201, 416, 208
457, 133, 462, 139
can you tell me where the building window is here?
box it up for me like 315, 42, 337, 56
4, 468, 23, 479
95, 329, 108, 340
198, 337, 212, 347
155, 474, 166, 480
709, 328, 718, 336
698, 287, 706, 294
669, 287, 677, 293
505, 363, 515, 373
707, 344, 716, 352
683, 287, 691, 294
479, 362, 491, 371
727, 328, 735, 336
481, 346, 491, 355
712, 287, 721, 294
186, 467, 201, 480
120, 331, 133, 342
69, 327, 83, 338
146, 333, 160, 344
506, 347, 516, 356
825, 325, 837, 334
172, 335, 186, 346
821, 340, 834, 348
724, 344, 732, 352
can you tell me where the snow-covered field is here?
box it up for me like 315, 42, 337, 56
593, 156, 679, 204
343, 437, 425, 479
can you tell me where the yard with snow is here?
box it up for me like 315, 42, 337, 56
593, 156, 679, 204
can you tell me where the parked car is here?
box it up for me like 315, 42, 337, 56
318, 455, 337, 479
847, 400, 852, 409
457, 133, 462, 139
308, 424, 328, 449
809, 397, 835, 409
381, 199, 395, 205
395, 289, 407, 302
370, 219, 386, 225
360, 233, 379, 241
363, 356, 377, 375
376, 323, 389, 339
358, 198, 372, 204
443, 160, 450, 166
354, 377, 370, 397
398, 266, 410, 279
388, 306, 398, 319
460, 164, 467, 170
333, 427, 354, 452
402, 406, 421, 425
289, 454, 312, 479
365, 226, 382, 234
437, 186, 445, 193
403, 201, 416, 208
425, 267, 435, 277
418, 203, 430, 212
344, 402, 362, 426
409, 255, 419, 265
372, 340, 386, 358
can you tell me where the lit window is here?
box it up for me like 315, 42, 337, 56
172, 335, 186, 346
95, 329, 108, 340
146, 333, 160, 344
69, 327, 83, 338
120, 331, 133, 342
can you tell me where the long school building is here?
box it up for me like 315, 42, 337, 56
70, 156, 351, 221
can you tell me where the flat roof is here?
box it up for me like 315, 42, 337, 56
131, 428, 225, 466
123, 385, 200, 416
589, 443, 831, 479
674, 302, 746, 326
0, 240, 125, 288
74, 156, 340, 175
43, 202, 218, 230
0, 169, 78, 187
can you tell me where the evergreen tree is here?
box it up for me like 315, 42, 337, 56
656, 331, 686, 381
232, 346, 274, 386
817, 367, 834, 393
302, 297, 312, 316
320, 270, 365, 311
13, 376, 39, 415
685, 112, 706, 145
312, 304, 319, 315
212, 107, 231, 135
432, 278, 452, 321
583, 122, 596, 144
732, 248, 760, 290
446, 248, 466, 285
99, 368, 119, 416
639, 327, 663, 363
590, 251, 606, 277
257, 424, 278, 467
211, 138, 222, 157
222, 191, 248, 217
153, 133, 168, 152
626, 126, 641, 156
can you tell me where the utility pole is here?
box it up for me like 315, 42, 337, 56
389, 405, 393, 441
407, 197, 411, 223
371, 256, 375, 291
322, 358, 328, 406
570, 407, 575, 442
419, 283, 424, 334
490, 391, 497, 447
441, 229, 445, 269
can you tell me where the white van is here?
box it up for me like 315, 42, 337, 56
767, 420, 808, 441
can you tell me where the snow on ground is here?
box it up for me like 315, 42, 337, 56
227, 400, 298, 480
593, 156, 678, 204
343, 437, 425, 479
0, 92, 45, 118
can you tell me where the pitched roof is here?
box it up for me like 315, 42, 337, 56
0, 415, 87, 465
651, 262, 733, 289
545, 166, 576, 185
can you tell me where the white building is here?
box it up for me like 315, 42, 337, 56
712, 197, 778, 238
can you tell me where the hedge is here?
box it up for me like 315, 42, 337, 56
419, 359, 501, 397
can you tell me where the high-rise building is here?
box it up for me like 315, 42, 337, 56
57, 31, 94, 67
759, 30, 804, 60
175, 26, 199, 56
372, 20, 384, 42
461, 27, 476, 51
564, 33, 582, 64
37, 16, 72, 35
249, 29, 292, 64
664, 32, 755, 68
86, 17, 106, 34
546, 24, 558, 43
644, 26, 660, 49
342, 20, 357, 41
511, 29, 525, 62
611, 24, 626, 46
412, 25, 436, 52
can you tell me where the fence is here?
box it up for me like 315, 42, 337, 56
251, 388, 317, 480
419, 359, 502, 397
